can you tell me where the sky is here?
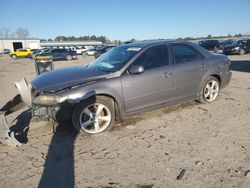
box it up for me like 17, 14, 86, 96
0, 0, 250, 41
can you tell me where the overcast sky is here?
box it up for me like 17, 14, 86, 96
0, 0, 250, 40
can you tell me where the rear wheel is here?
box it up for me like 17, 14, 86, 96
72, 96, 115, 134
239, 48, 245, 55
198, 76, 220, 103
11, 54, 17, 59
66, 55, 73, 61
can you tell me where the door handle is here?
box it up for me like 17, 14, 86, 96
201, 63, 208, 68
162, 72, 173, 78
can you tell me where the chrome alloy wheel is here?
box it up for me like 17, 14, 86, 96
79, 103, 111, 134
204, 80, 219, 102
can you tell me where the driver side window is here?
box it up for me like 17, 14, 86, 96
132, 45, 169, 70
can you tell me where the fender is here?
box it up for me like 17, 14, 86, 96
198, 69, 222, 95
56, 77, 127, 117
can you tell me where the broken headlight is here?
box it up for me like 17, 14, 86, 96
33, 95, 59, 106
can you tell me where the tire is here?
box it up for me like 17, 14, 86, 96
214, 46, 219, 53
239, 48, 245, 55
72, 96, 115, 134
66, 55, 73, 61
11, 54, 17, 59
82, 52, 87, 58
198, 76, 220, 104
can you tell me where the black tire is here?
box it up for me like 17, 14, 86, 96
198, 76, 220, 104
11, 54, 17, 59
239, 48, 245, 55
66, 55, 73, 61
72, 96, 115, 134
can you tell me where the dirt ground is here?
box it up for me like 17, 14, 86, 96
0, 53, 250, 188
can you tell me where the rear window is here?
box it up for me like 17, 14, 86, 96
170, 44, 202, 64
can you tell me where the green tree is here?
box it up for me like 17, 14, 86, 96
207, 34, 212, 39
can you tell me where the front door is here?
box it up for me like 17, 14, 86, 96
121, 44, 174, 113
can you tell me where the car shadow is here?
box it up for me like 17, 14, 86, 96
9, 109, 32, 143
38, 120, 79, 188
230, 60, 250, 73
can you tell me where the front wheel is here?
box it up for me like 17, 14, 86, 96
72, 96, 115, 134
214, 46, 219, 53
198, 76, 220, 103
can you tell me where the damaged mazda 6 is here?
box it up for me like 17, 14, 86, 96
0, 40, 232, 146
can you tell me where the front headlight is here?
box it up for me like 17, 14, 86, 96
233, 46, 239, 50
33, 95, 59, 106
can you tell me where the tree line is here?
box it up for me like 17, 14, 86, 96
177, 33, 249, 41
0, 27, 30, 38
1, 26, 249, 43
41, 35, 122, 44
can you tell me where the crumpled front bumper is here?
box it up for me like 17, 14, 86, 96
14, 78, 33, 108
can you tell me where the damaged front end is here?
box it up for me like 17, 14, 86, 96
0, 78, 73, 146
0, 66, 104, 146
0, 111, 22, 146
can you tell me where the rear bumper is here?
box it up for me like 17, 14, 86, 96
221, 71, 232, 89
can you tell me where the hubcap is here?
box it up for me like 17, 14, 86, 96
79, 103, 111, 134
204, 80, 219, 102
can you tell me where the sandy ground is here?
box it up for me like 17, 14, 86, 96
0, 53, 250, 188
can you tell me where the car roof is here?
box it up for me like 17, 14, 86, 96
121, 40, 194, 48
120, 39, 212, 58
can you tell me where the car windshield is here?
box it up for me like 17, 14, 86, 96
89, 45, 141, 72
232, 40, 246, 46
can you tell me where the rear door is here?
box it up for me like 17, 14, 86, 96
60, 49, 68, 59
246, 40, 250, 53
121, 44, 175, 113
50, 49, 61, 60
170, 43, 207, 100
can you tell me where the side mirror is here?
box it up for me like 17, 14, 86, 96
128, 65, 144, 74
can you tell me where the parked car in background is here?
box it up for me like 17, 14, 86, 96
223, 39, 250, 55
31, 49, 41, 54
1, 49, 10, 54
26, 40, 231, 134
219, 39, 235, 50
94, 45, 116, 58
84, 49, 96, 56
32, 48, 50, 58
76, 46, 88, 55
36, 48, 77, 60
28, 49, 41, 58
198, 40, 220, 52
9, 49, 33, 59
65, 47, 77, 52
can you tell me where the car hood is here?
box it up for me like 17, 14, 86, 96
31, 66, 109, 93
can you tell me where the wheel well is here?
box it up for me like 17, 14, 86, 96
95, 94, 122, 122
211, 74, 221, 85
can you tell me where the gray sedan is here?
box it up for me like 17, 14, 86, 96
17, 40, 232, 134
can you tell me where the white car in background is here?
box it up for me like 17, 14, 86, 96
84, 49, 96, 56
76, 46, 88, 55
